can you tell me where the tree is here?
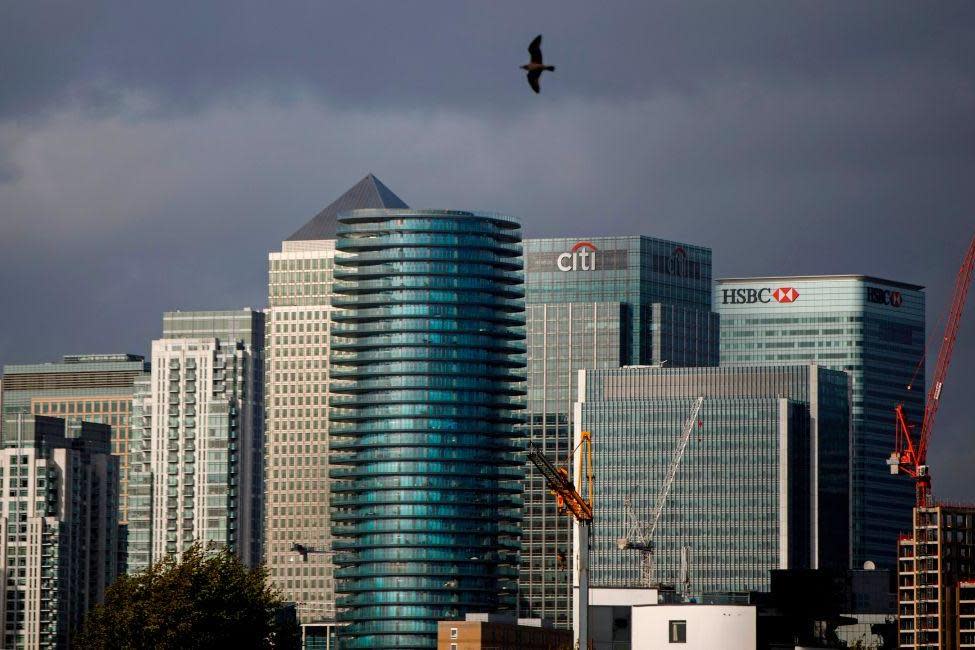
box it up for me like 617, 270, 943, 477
75, 544, 298, 650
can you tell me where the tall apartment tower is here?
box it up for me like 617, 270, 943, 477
521, 236, 719, 627
0, 415, 122, 649
897, 504, 975, 650
264, 174, 408, 626
126, 310, 264, 572
717, 275, 925, 568
330, 209, 526, 649
1, 354, 149, 523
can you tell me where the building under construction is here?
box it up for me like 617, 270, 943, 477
897, 504, 975, 649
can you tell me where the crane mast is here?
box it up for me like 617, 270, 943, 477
888, 232, 975, 507
618, 397, 704, 587
527, 431, 593, 649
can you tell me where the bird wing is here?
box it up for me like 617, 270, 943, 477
527, 70, 542, 94
528, 34, 543, 64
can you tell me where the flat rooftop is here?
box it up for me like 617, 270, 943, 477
717, 274, 923, 291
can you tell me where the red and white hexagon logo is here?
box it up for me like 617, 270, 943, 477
772, 287, 799, 303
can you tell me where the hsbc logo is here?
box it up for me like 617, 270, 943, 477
557, 241, 597, 272
722, 286, 800, 305
867, 287, 902, 307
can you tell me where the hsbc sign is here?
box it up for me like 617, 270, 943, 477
866, 287, 902, 307
721, 286, 800, 305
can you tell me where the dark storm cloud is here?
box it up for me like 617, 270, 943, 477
1, 1, 974, 501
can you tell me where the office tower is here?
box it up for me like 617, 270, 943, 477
0, 415, 122, 649
264, 174, 408, 625
126, 309, 264, 572
330, 209, 526, 649
717, 276, 925, 568
1, 354, 149, 523
897, 504, 975, 650
576, 364, 850, 594
521, 236, 719, 627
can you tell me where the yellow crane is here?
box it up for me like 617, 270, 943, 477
527, 431, 594, 650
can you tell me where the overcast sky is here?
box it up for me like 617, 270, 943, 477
1, 1, 973, 499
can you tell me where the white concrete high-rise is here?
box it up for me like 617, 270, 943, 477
0, 414, 122, 649
127, 309, 265, 572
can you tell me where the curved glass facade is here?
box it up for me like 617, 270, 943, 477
330, 210, 526, 649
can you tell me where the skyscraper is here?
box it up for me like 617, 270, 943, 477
329, 208, 526, 649
0, 415, 122, 649
520, 236, 719, 626
127, 309, 264, 572
264, 174, 408, 626
717, 275, 925, 567
577, 364, 850, 594
1, 354, 148, 523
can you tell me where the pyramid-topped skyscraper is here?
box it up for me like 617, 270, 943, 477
286, 173, 409, 241
266, 174, 408, 636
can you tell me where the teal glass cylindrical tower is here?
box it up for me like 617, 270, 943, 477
329, 209, 526, 649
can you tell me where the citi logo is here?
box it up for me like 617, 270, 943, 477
722, 286, 800, 304
557, 241, 597, 272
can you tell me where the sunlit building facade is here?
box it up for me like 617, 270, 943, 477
127, 310, 264, 572
0, 415, 122, 649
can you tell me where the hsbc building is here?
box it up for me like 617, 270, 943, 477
716, 274, 925, 569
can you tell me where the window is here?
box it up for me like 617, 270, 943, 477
669, 620, 686, 643
450, 627, 458, 639
450, 645, 457, 650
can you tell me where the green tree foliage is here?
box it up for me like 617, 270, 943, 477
75, 544, 299, 650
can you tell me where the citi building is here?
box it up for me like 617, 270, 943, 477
521, 236, 719, 627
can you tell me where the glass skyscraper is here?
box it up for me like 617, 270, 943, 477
717, 275, 925, 568
577, 364, 850, 594
521, 236, 719, 626
329, 209, 526, 649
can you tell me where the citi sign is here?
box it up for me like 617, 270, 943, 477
557, 241, 597, 272
721, 287, 800, 305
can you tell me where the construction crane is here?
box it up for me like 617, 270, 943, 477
617, 397, 704, 588
527, 431, 593, 650
888, 232, 975, 507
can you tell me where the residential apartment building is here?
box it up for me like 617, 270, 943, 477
897, 504, 975, 649
329, 209, 525, 648
0, 415, 122, 649
717, 275, 925, 567
126, 310, 264, 572
264, 174, 408, 625
1, 354, 148, 523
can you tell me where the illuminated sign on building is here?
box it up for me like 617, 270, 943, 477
525, 241, 627, 273
557, 241, 597, 272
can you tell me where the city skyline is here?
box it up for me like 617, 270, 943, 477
1, 5, 973, 500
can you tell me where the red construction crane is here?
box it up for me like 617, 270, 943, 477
888, 232, 975, 507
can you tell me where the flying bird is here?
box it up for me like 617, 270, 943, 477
521, 34, 555, 94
